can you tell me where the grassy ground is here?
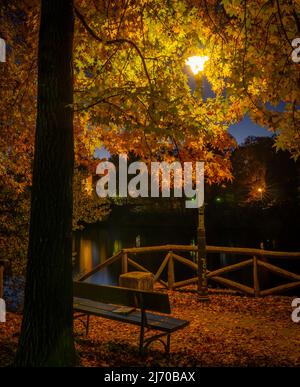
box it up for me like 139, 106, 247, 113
1, 286, 299, 367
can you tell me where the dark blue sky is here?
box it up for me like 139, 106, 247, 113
229, 114, 271, 144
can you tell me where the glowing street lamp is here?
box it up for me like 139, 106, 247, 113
186, 55, 209, 75
257, 187, 264, 200
186, 55, 209, 301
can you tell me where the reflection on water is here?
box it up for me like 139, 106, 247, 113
79, 239, 93, 275
73, 224, 196, 285
113, 239, 122, 254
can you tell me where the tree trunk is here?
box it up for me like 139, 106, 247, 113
15, 0, 76, 366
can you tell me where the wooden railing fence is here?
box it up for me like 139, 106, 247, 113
78, 245, 300, 296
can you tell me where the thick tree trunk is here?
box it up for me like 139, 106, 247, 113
15, 0, 76, 366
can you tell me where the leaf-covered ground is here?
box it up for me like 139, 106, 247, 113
1, 286, 299, 367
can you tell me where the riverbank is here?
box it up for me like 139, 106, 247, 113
1, 286, 299, 367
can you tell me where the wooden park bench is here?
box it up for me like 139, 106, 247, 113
73, 281, 189, 354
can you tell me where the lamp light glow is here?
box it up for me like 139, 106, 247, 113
186, 55, 209, 75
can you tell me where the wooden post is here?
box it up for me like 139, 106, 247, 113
253, 256, 260, 297
122, 252, 128, 274
167, 254, 175, 290
198, 205, 208, 300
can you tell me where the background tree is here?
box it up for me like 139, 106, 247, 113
230, 136, 299, 206
0, 0, 37, 275
205, 136, 300, 250
73, 165, 111, 230
0, 1, 110, 276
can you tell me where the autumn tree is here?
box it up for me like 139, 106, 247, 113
192, 0, 300, 158
14, 0, 76, 366
0, 0, 37, 274
3, 1, 300, 279
1, 0, 246, 365
72, 0, 236, 182
0, 1, 110, 275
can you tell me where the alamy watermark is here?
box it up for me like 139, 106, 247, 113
0, 298, 6, 322
291, 298, 300, 323
95, 154, 204, 208
292, 38, 300, 63
0, 38, 6, 63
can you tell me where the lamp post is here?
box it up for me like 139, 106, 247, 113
186, 55, 209, 301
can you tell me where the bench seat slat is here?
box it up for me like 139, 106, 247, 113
74, 297, 189, 333
74, 281, 171, 314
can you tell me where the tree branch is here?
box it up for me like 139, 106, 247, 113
73, 93, 123, 112
292, 8, 300, 33
74, 7, 153, 92
276, 0, 293, 48
202, 0, 228, 43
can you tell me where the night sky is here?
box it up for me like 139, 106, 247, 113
229, 114, 271, 144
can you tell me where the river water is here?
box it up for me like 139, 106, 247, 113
73, 224, 198, 285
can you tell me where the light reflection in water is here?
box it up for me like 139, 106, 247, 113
113, 239, 122, 254
79, 239, 93, 275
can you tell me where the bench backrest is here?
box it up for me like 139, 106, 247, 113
73, 281, 171, 314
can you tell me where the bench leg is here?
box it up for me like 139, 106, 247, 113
142, 332, 171, 354
73, 312, 90, 336
139, 325, 145, 356
166, 334, 171, 354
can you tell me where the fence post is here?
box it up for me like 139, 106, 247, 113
168, 253, 175, 290
122, 251, 128, 274
253, 256, 260, 297
198, 205, 209, 300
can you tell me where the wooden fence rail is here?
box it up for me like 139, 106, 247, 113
78, 245, 300, 297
